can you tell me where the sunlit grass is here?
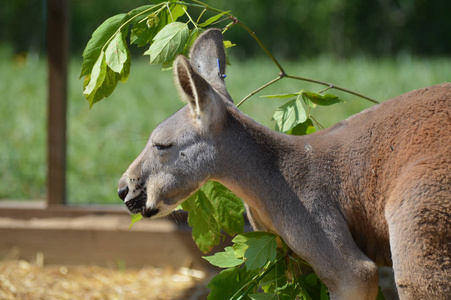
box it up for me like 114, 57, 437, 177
0, 55, 449, 204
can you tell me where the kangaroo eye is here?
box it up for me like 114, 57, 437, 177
153, 143, 172, 150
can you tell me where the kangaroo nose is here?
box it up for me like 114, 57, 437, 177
118, 186, 129, 201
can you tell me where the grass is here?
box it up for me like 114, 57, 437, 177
0, 55, 449, 204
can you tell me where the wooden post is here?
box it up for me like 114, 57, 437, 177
46, 0, 69, 206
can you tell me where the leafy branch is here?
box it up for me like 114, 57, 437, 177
81, 0, 377, 108
204, 232, 330, 299
222, 15, 378, 106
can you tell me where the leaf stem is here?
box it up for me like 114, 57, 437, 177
237, 76, 283, 107
183, 6, 198, 29
234, 19, 286, 75
196, 8, 207, 23
318, 86, 333, 94
190, 0, 209, 7
222, 21, 235, 34
309, 115, 325, 130
166, 3, 175, 22
211, 16, 232, 26
232, 252, 289, 300
285, 74, 379, 104
178, 1, 232, 16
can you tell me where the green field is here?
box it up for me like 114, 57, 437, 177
1, 55, 449, 204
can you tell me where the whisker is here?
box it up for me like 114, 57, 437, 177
171, 211, 181, 225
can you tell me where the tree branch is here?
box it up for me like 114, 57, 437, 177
237, 76, 283, 107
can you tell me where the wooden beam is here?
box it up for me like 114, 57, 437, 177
0, 215, 211, 270
0, 202, 126, 219
0, 201, 189, 221
46, 0, 69, 206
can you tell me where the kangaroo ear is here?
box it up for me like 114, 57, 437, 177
189, 28, 232, 102
174, 55, 214, 119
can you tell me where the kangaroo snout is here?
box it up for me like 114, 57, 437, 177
118, 174, 158, 217
118, 185, 128, 201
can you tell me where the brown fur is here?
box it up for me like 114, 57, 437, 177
118, 29, 451, 299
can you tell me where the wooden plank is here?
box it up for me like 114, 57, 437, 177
0, 216, 209, 270
0, 202, 125, 219
46, 0, 69, 206
0, 201, 188, 221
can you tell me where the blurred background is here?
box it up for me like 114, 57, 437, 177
1, 0, 450, 205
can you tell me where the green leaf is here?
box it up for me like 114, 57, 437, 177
198, 11, 230, 27
119, 48, 131, 83
297, 272, 326, 300
207, 267, 259, 300
320, 284, 329, 300
150, 0, 169, 4
145, 21, 189, 64
275, 283, 302, 300
305, 273, 318, 287
272, 97, 307, 133
84, 59, 123, 108
287, 118, 316, 136
301, 90, 344, 108
376, 287, 386, 300
260, 255, 288, 293
129, 213, 143, 229
167, 3, 186, 22
232, 235, 249, 259
130, 3, 184, 48
203, 246, 244, 268
82, 50, 125, 107
261, 93, 300, 99
232, 232, 273, 258
130, 12, 164, 47
125, 4, 155, 23
96, 65, 121, 97
223, 40, 236, 48
81, 4, 158, 76
83, 29, 131, 107
244, 235, 278, 270
181, 181, 245, 254
183, 27, 205, 55
181, 189, 222, 253
202, 181, 245, 236
105, 28, 129, 73
249, 293, 278, 300
161, 58, 176, 71
81, 5, 148, 106
80, 13, 126, 78
83, 51, 107, 97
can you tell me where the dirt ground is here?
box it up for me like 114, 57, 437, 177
0, 259, 211, 300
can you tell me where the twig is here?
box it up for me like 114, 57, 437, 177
318, 86, 333, 94
285, 74, 379, 104
232, 253, 290, 300
234, 18, 286, 75
196, 8, 207, 23
237, 76, 283, 107
184, 6, 198, 29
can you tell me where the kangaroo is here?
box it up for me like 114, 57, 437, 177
118, 29, 451, 299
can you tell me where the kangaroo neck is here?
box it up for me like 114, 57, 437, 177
213, 105, 308, 232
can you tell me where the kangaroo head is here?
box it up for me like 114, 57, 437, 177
118, 29, 232, 218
